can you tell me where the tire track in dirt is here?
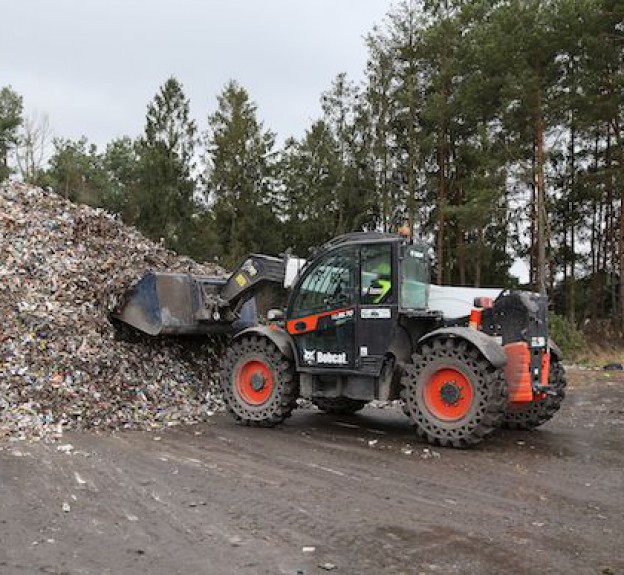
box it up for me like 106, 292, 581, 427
1, 370, 623, 574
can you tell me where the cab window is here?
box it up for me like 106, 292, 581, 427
361, 243, 393, 305
290, 246, 357, 317
400, 245, 429, 308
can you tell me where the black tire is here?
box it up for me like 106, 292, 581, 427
400, 336, 507, 448
312, 397, 367, 415
502, 358, 567, 430
220, 335, 298, 427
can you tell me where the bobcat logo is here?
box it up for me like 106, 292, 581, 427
302, 349, 348, 366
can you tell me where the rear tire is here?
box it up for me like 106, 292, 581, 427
502, 358, 567, 430
401, 336, 507, 448
312, 397, 367, 415
221, 335, 298, 427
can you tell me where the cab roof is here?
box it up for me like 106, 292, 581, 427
309, 231, 428, 261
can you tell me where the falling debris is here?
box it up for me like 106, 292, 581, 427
0, 183, 225, 441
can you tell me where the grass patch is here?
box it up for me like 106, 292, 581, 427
550, 314, 624, 366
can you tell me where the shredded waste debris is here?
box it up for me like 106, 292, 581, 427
1, 182, 225, 441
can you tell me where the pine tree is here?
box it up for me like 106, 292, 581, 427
102, 136, 139, 218
383, 1, 426, 240
204, 80, 281, 265
419, 1, 467, 284
0, 86, 23, 180
319, 73, 378, 237
135, 77, 198, 254
280, 121, 342, 254
446, 0, 512, 287
45, 137, 109, 205
484, 0, 562, 294
364, 27, 399, 232
547, 0, 598, 320
585, 0, 624, 328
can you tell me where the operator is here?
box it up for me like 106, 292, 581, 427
372, 261, 392, 304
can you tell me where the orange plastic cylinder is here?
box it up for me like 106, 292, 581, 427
504, 342, 533, 403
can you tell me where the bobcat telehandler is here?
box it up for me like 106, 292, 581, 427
114, 232, 566, 448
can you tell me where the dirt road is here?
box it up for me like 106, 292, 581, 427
1, 368, 623, 575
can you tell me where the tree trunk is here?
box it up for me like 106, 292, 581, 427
0, 145, 7, 175
605, 126, 617, 318
382, 139, 389, 232
407, 122, 416, 240
458, 230, 466, 286
535, 88, 547, 296
590, 200, 598, 320
406, 27, 417, 241
457, 172, 466, 286
436, 102, 450, 287
590, 132, 600, 320
437, 142, 445, 285
598, 199, 605, 318
474, 229, 482, 288
565, 110, 575, 322
619, 182, 624, 332
529, 147, 537, 290
617, 120, 624, 333
570, 221, 576, 321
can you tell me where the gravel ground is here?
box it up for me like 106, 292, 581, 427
0, 367, 622, 575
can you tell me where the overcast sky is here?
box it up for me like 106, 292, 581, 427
1, 0, 391, 148
1, 1, 531, 280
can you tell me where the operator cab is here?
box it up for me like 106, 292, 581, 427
285, 233, 433, 391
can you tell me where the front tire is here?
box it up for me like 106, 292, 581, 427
502, 358, 567, 430
401, 336, 507, 448
221, 335, 298, 427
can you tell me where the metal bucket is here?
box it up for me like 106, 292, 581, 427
113, 272, 257, 336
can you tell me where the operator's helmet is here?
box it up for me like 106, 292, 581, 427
376, 261, 391, 279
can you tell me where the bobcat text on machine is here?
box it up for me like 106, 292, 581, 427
114, 232, 566, 448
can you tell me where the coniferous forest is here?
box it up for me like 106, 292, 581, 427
1, 0, 623, 338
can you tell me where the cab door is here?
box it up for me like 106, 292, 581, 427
286, 246, 357, 370
358, 242, 398, 375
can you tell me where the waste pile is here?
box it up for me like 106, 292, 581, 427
0, 182, 225, 441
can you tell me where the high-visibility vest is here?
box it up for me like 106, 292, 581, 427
374, 279, 391, 304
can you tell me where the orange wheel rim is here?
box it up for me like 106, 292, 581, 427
236, 360, 274, 405
423, 367, 473, 421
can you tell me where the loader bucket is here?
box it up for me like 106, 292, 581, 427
113, 272, 226, 336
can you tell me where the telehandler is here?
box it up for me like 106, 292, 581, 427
114, 232, 566, 447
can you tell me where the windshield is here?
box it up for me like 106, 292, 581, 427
400, 245, 429, 309
290, 246, 356, 317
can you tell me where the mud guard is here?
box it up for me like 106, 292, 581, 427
417, 327, 507, 369
233, 325, 296, 361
